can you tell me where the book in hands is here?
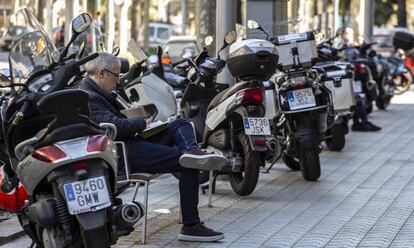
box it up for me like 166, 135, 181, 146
139, 120, 169, 139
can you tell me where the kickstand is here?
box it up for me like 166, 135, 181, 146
29, 241, 36, 248
265, 162, 276, 173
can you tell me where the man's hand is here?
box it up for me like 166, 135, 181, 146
146, 116, 155, 126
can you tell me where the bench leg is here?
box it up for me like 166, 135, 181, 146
141, 181, 149, 244
208, 171, 214, 207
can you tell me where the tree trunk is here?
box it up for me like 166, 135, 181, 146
37, 0, 46, 25
397, 0, 407, 27
195, 0, 215, 54
131, 0, 142, 43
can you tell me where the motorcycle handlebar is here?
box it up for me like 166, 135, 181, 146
76, 53, 99, 66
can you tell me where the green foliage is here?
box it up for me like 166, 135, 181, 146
375, 0, 395, 26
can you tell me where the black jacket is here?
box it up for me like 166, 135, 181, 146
79, 77, 146, 140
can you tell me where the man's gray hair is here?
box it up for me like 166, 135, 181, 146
85, 53, 121, 76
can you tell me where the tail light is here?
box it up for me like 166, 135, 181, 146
87, 135, 109, 152
355, 64, 367, 74
72, 161, 88, 170
32, 145, 67, 163
161, 57, 171, 64
236, 88, 263, 103
292, 85, 305, 90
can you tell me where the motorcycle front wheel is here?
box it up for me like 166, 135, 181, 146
228, 133, 262, 196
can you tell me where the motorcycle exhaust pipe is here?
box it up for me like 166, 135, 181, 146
113, 202, 144, 229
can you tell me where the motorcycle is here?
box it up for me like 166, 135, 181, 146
248, 20, 331, 181
0, 9, 143, 247
179, 30, 278, 196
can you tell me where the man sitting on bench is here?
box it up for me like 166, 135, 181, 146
79, 53, 226, 242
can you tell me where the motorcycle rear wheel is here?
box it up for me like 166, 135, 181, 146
228, 133, 262, 196
298, 131, 321, 181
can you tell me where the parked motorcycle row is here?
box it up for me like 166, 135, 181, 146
0, 8, 413, 247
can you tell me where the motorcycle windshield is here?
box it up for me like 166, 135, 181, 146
8, 8, 57, 85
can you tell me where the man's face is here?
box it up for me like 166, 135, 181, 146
96, 64, 121, 93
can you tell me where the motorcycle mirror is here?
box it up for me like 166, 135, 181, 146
217, 30, 237, 59
204, 36, 214, 46
247, 20, 260, 30
59, 13, 92, 62
112, 46, 120, 56
148, 55, 159, 64
224, 30, 237, 45
315, 32, 325, 41
72, 13, 93, 34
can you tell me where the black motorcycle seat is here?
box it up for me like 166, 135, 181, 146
34, 89, 104, 148
207, 82, 251, 111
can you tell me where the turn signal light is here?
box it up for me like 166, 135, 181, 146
32, 145, 67, 163
87, 135, 109, 152
161, 57, 171, 64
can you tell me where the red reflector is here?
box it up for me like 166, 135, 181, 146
254, 139, 267, 145
237, 88, 263, 103
355, 63, 367, 74
87, 135, 109, 152
292, 85, 305, 90
72, 161, 87, 170
32, 146, 67, 163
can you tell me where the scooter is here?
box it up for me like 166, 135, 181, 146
0, 9, 143, 247
180, 31, 278, 196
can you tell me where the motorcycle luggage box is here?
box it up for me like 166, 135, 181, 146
393, 31, 414, 51
227, 39, 279, 81
315, 62, 356, 112
273, 32, 318, 71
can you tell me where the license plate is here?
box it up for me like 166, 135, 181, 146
243, 117, 271, 135
287, 88, 316, 110
353, 80, 362, 93
63, 176, 111, 215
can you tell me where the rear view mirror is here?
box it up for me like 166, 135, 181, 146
247, 20, 260, 30
148, 55, 159, 65
224, 30, 237, 45
72, 13, 92, 34
112, 47, 120, 56
205, 36, 214, 46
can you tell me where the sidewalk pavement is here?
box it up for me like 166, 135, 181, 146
3, 92, 414, 248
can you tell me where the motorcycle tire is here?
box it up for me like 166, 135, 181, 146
172, 171, 210, 185
282, 152, 300, 171
228, 133, 262, 196
376, 79, 392, 110
325, 123, 346, 151
298, 131, 321, 181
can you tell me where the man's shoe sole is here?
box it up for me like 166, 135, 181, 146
179, 154, 227, 171
178, 233, 225, 242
